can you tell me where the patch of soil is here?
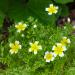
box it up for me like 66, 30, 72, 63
0, 16, 14, 42
0, 62, 8, 70
56, 2, 75, 35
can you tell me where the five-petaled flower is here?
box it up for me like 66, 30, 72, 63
15, 22, 27, 33
29, 41, 42, 54
9, 41, 22, 54
44, 51, 55, 62
61, 37, 71, 45
52, 43, 67, 57
45, 4, 58, 15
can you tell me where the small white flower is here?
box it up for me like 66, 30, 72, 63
9, 41, 22, 54
61, 37, 71, 45
29, 41, 42, 54
52, 43, 66, 57
15, 22, 27, 33
64, 26, 66, 29
33, 24, 37, 28
21, 34, 24, 37
44, 51, 55, 62
67, 17, 71, 23
45, 4, 58, 15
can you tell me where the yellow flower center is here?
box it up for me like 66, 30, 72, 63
16, 24, 25, 31
31, 44, 39, 51
61, 39, 67, 45
46, 53, 53, 60
48, 6, 57, 13
11, 44, 20, 51
54, 46, 63, 55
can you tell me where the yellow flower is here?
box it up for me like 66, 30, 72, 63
45, 4, 58, 15
52, 43, 67, 57
9, 41, 22, 54
29, 41, 42, 54
61, 37, 71, 45
44, 51, 55, 62
15, 22, 27, 32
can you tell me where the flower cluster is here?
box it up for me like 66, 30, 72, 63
9, 35, 70, 63
8, 3, 70, 64
44, 37, 70, 63
44, 4, 71, 62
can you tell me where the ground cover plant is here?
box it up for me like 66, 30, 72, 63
0, 0, 75, 75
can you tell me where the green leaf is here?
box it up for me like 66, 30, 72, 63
55, 0, 74, 4
61, 6, 69, 16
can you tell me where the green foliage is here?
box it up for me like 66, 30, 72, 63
0, 0, 75, 75
55, 0, 74, 4
0, 16, 75, 75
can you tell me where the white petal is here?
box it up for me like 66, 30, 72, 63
29, 48, 32, 52
15, 41, 19, 44
15, 25, 17, 27
53, 53, 57, 57
56, 6, 58, 9
14, 51, 18, 54
34, 51, 37, 55
44, 55, 46, 59
45, 8, 48, 11
52, 46, 56, 50
9, 43, 13, 47
63, 46, 67, 51
19, 45, 22, 49
45, 51, 49, 54
18, 22, 22, 25
54, 10, 58, 14
9, 49, 14, 54
59, 53, 64, 57
50, 52, 54, 56
35, 41, 39, 44
63, 37, 67, 39
51, 57, 55, 61
24, 24, 27, 27
56, 43, 62, 46
46, 60, 50, 63
67, 39, 71, 43
48, 13, 52, 15
29, 42, 32, 45
50, 4, 53, 7
39, 45, 42, 50
17, 30, 21, 33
